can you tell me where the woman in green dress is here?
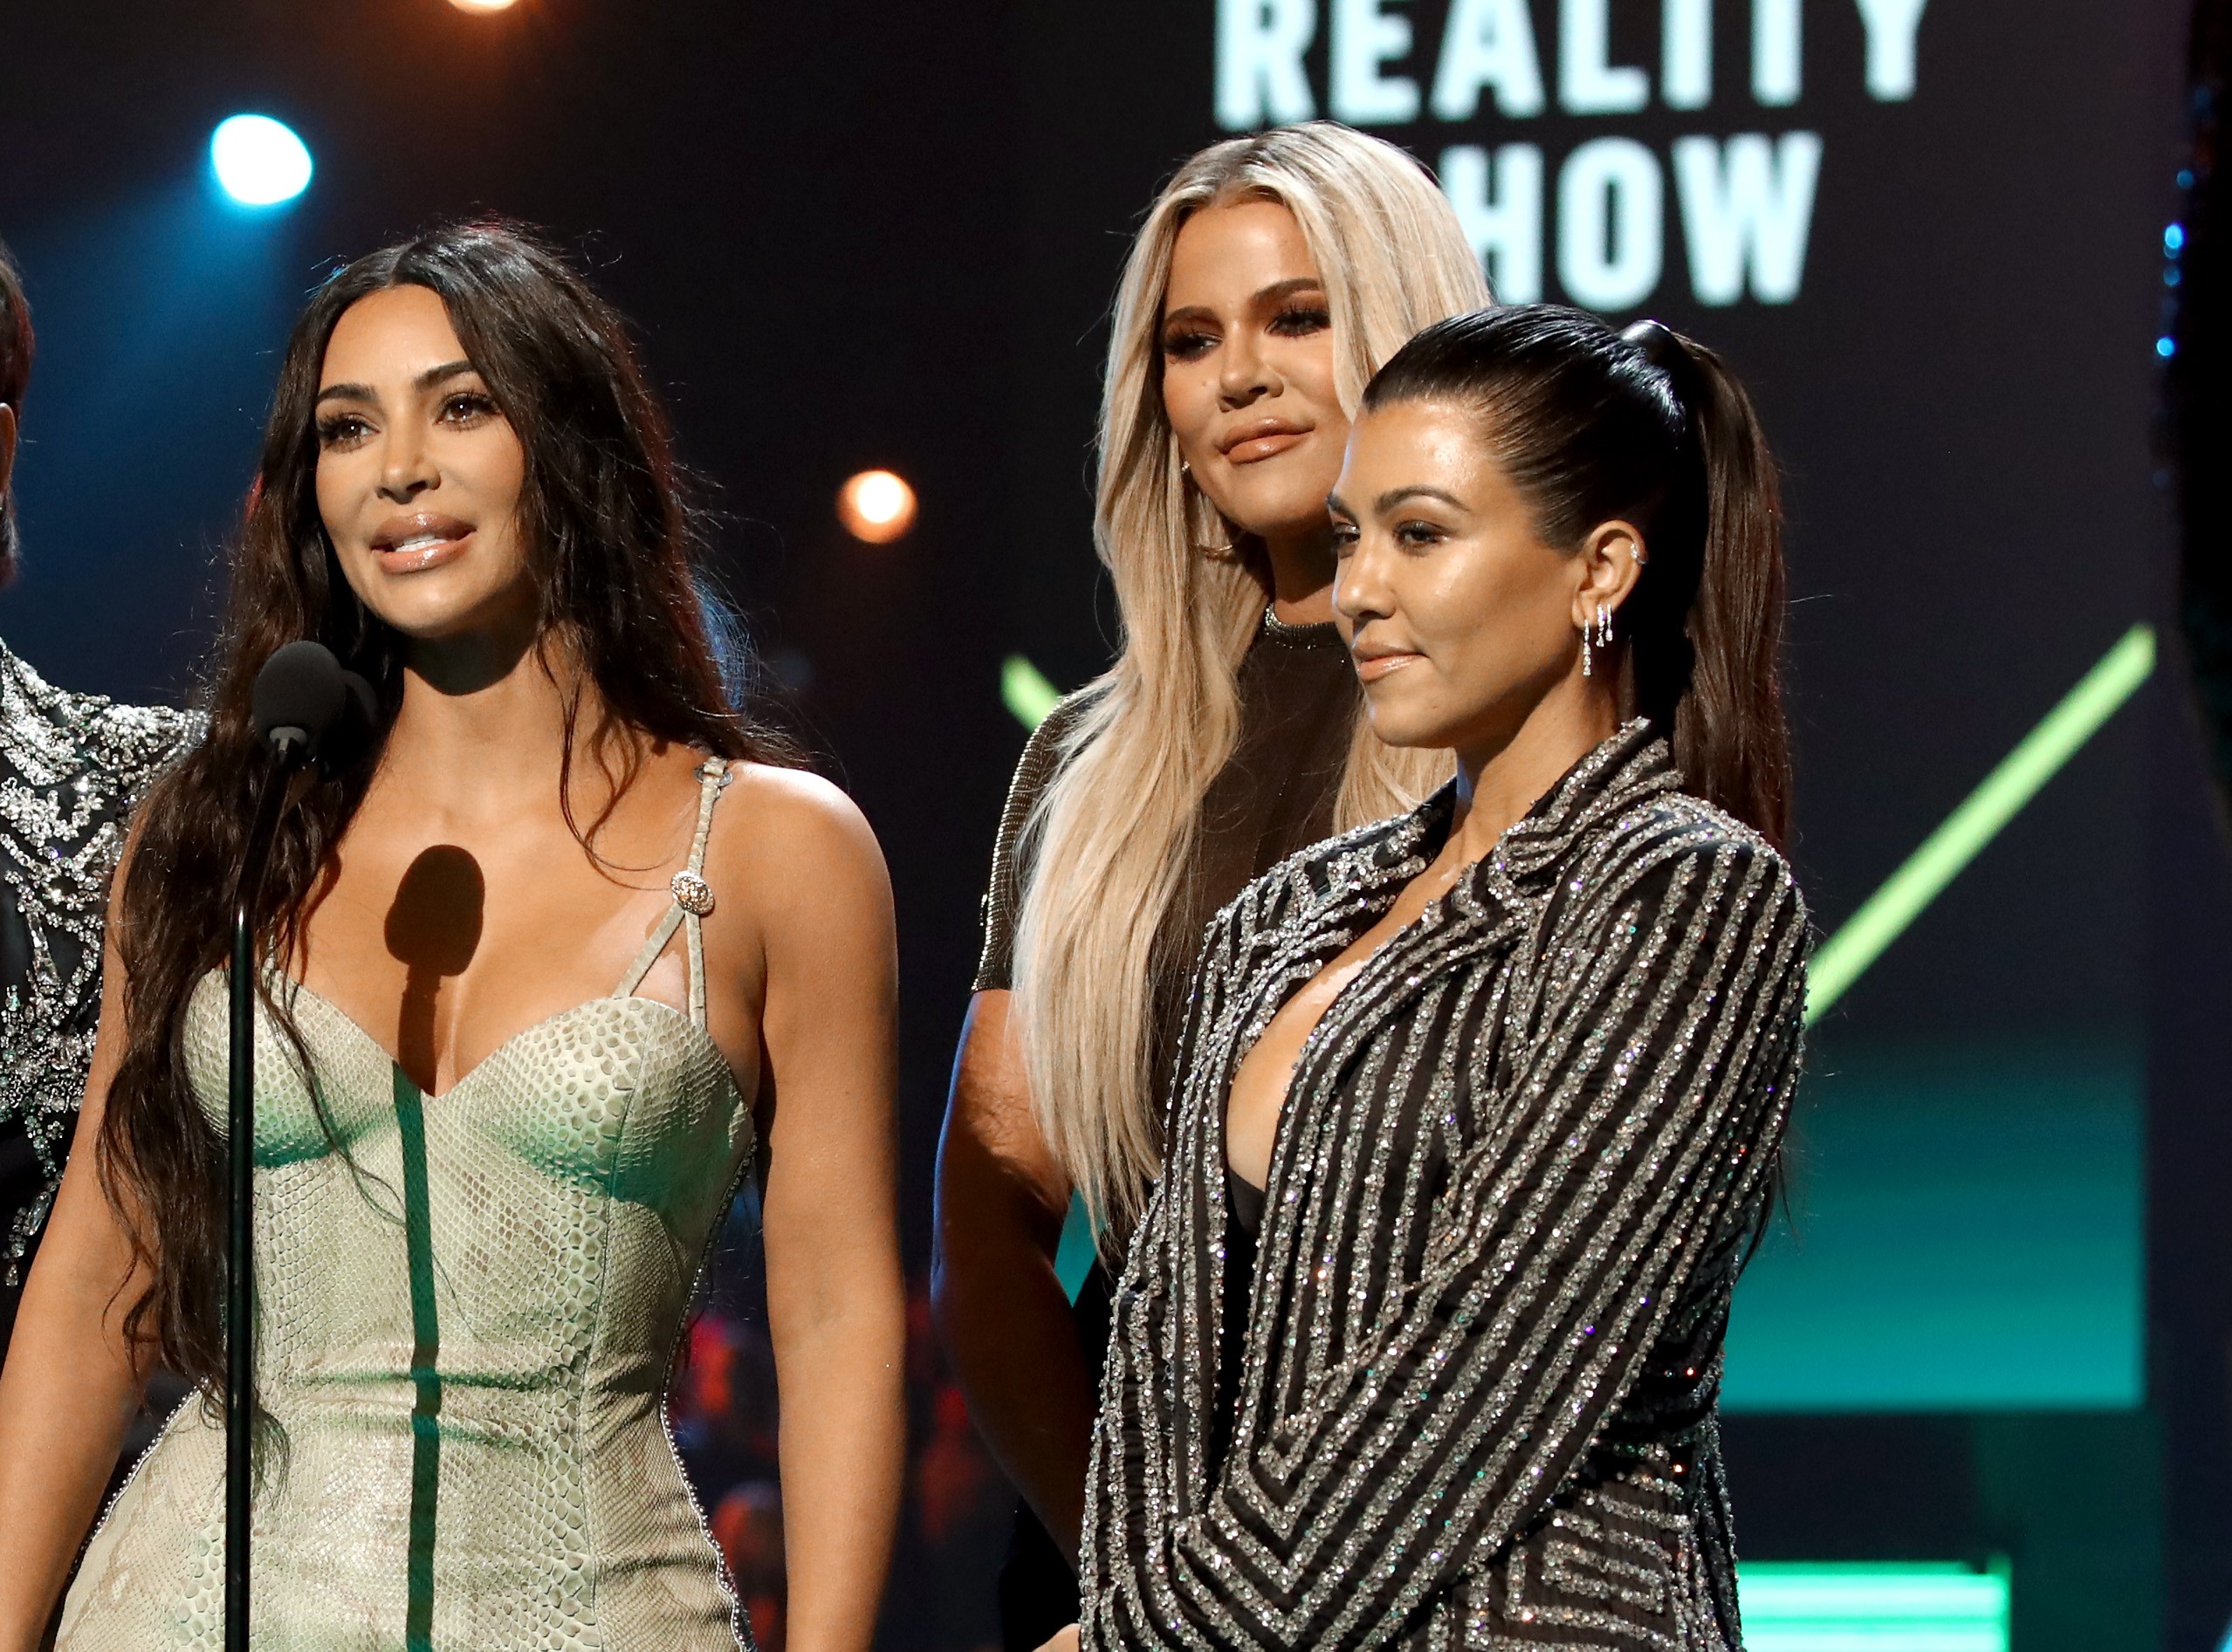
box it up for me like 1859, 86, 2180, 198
0, 223, 904, 1652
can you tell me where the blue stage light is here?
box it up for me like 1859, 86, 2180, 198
210, 115, 313, 208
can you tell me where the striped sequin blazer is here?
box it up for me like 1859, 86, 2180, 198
1078, 723, 1809, 1650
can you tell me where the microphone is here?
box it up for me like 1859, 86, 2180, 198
228, 640, 374, 1652
250, 641, 374, 771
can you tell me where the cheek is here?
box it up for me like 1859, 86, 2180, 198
313, 453, 361, 548
1285, 339, 1345, 426
454, 430, 530, 549
1161, 369, 1216, 457
1405, 545, 1569, 671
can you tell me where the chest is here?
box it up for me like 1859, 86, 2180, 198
189, 974, 753, 1222
1164, 641, 1359, 964
1218, 891, 1533, 1289
293, 812, 753, 1102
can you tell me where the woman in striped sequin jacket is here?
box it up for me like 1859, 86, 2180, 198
1063, 306, 1810, 1650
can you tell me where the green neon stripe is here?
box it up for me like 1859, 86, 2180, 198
1805, 624, 2155, 1025
1737, 1561, 2009, 1651
1005, 625, 2153, 1025
1002, 655, 1062, 730
393, 1066, 442, 1652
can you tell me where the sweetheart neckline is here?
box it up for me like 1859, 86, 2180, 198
215, 971, 748, 1105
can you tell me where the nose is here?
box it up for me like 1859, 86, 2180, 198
1217, 326, 1280, 411
1335, 531, 1396, 629
376, 421, 438, 504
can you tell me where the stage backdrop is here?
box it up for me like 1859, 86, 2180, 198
0, 0, 2207, 1647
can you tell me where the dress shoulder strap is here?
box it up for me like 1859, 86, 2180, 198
612, 757, 731, 1025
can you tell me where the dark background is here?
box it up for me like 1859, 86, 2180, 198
2, 1, 2225, 1648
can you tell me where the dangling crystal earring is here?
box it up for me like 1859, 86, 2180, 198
1597, 606, 1615, 654
1582, 613, 1596, 677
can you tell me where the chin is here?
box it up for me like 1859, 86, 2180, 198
1361, 696, 1450, 752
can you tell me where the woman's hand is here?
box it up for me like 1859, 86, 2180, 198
1034, 1625, 1082, 1652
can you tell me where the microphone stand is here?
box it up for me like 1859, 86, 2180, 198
227, 739, 302, 1652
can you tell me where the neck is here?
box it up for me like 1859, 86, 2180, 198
1257, 523, 1337, 626
1444, 673, 1621, 866
380, 625, 613, 831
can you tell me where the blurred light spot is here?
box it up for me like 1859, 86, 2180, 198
1002, 655, 1062, 730
210, 115, 312, 207
2165, 223, 2187, 253
2158, 336, 2177, 359
448, 0, 521, 10
837, 470, 917, 544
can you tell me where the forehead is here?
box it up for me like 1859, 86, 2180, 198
319, 285, 469, 388
1342, 399, 1492, 492
1165, 200, 1318, 307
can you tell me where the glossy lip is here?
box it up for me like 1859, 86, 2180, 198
1351, 643, 1424, 684
1219, 415, 1310, 465
369, 511, 475, 576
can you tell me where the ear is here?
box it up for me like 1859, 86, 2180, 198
1569, 518, 1647, 632
0, 404, 16, 502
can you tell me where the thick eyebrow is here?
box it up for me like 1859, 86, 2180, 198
314, 359, 478, 407
1376, 483, 1469, 513
1162, 275, 1328, 330
1253, 276, 1326, 305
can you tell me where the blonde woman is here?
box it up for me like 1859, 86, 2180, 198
931, 121, 1489, 1648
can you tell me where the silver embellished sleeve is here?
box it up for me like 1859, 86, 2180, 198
1079, 834, 1808, 1649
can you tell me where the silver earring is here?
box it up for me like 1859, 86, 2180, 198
1597, 606, 1615, 652
1582, 614, 1595, 677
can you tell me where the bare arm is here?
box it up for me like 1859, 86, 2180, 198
741, 772, 906, 1652
0, 918, 154, 1649
930, 989, 1094, 1569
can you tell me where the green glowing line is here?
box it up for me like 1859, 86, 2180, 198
1736, 1559, 2010, 1650
1002, 654, 1062, 731
1805, 624, 2156, 1025
1005, 627, 2155, 1028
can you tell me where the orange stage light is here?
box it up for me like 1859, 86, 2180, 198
837, 470, 917, 545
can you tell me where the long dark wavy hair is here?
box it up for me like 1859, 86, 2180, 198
100, 220, 798, 1401
1363, 304, 1792, 847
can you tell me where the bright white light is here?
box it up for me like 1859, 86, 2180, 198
448, 0, 520, 10
210, 115, 313, 208
837, 470, 917, 544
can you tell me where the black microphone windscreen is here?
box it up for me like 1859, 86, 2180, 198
251, 641, 349, 756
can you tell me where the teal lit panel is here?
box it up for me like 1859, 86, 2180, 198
1738, 1561, 2010, 1652
1055, 1191, 1096, 1302
1723, 1039, 2141, 1412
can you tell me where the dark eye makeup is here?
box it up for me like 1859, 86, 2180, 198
439, 389, 500, 424
315, 413, 372, 450
1162, 326, 1218, 361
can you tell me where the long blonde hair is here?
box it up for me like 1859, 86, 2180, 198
1010, 123, 1493, 1246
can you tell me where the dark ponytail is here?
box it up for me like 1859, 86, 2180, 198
1363, 305, 1791, 847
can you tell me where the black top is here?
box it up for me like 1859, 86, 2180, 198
973, 609, 1357, 1649
0, 641, 196, 1359
1078, 724, 1810, 1650
977, 608, 1359, 1093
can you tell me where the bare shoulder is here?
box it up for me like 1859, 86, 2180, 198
703, 760, 893, 932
